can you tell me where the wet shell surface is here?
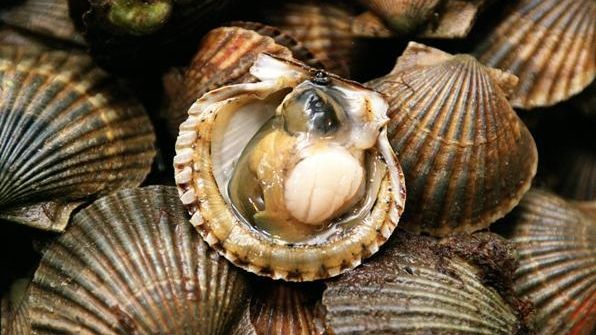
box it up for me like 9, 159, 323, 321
163, 24, 322, 136
1, 279, 31, 335
258, 0, 356, 77
28, 186, 250, 334
0, 47, 155, 231
475, 0, 596, 109
0, 0, 85, 45
369, 42, 537, 237
229, 282, 325, 335
322, 231, 527, 334
508, 189, 596, 335
174, 53, 406, 281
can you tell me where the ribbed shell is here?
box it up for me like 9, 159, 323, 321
322, 232, 524, 334
359, 0, 441, 33
0, 47, 155, 231
0, 0, 85, 45
369, 42, 537, 237
509, 189, 596, 335
248, 282, 324, 335
163, 24, 322, 136
259, 0, 356, 77
475, 0, 596, 109
1, 279, 31, 335
28, 186, 250, 334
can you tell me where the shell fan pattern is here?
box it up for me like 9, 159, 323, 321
370, 42, 538, 237
0, 47, 155, 231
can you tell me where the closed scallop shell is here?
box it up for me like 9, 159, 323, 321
369, 42, 537, 237
323, 231, 527, 334
475, 0, 596, 109
0, 0, 85, 45
258, 0, 356, 77
28, 186, 250, 335
508, 189, 596, 335
163, 24, 322, 136
1, 279, 31, 335
0, 47, 155, 231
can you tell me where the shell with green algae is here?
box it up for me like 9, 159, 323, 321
0, 47, 155, 232
475, 0, 596, 109
28, 186, 251, 334
507, 189, 596, 335
369, 42, 537, 237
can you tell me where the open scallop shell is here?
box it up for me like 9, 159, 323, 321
369, 42, 537, 237
28, 186, 250, 334
0, 0, 85, 45
0, 47, 155, 231
508, 189, 596, 335
475, 0, 596, 109
174, 53, 406, 281
322, 231, 528, 334
163, 24, 322, 136
1, 279, 31, 335
258, 0, 356, 77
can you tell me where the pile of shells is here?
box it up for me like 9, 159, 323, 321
0, 0, 594, 334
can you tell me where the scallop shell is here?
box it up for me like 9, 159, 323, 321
0, 47, 155, 231
174, 53, 406, 281
1, 279, 31, 335
258, 0, 356, 77
475, 0, 596, 109
359, 0, 441, 33
322, 231, 528, 334
508, 189, 596, 335
0, 0, 85, 45
163, 24, 322, 136
28, 186, 250, 334
369, 42, 537, 237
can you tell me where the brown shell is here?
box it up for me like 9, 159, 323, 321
258, 0, 356, 77
0, 47, 155, 231
163, 24, 320, 136
0, 0, 85, 45
229, 282, 325, 335
322, 231, 528, 334
28, 186, 250, 334
369, 42, 537, 237
359, 0, 441, 33
475, 0, 596, 109
1, 279, 31, 335
507, 189, 596, 335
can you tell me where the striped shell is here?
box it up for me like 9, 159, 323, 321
229, 282, 325, 335
0, 47, 155, 231
1, 279, 31, 335
0, 0, 85, 45
174, 54, 406, 281
475, 0, 596, 109
322, 231, 527, 334
369, 42, 537, 237
508, 189, 596, 335
163, 24, 322, 136
28, 186, 250, 334
258, 0, 356, 77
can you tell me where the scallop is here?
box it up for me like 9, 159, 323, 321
1, 279, 31, 335
28, 186, 250, 334
163, 24, 322, 136
229, 282, 325, 335
0, 47, 155, 231
322, 231, 529, 334
369, 42, 537, 237
475, 0, 596, 109
359, 0, 442, 34
0, 0, 85, 45
258, 0, 357, 77
174, 53, 406, 281
508, 189, 596, 335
